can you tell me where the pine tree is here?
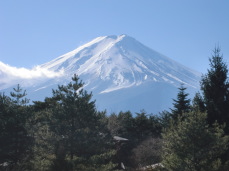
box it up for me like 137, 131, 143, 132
29, 109, 55, 171
0, 85, 32, 170
200, 47, 229, 127
108, 111, 135, 169
0, 93, 13, 165
108, 111, 163, 169
192, 92, 206, 112
162, 111, 229, 171
10, 84, 29, 105
134, 111, 151, 141
170, 84, 191, 120
49, 75, 117, 170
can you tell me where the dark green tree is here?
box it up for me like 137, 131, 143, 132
200, 47, 229, 126
170, 84, 191, 120
107, 111, 136, 169
108, 111, 135, 140
29, 108, 56, 171
148, 114, 163, 137
134, 111, 151, 141
158, 110, 173, 129
162, 111, 229, 171
0, 93, 13, 165
10, 84, 29, 105
49, 75, 117, 170
107, 110, 163, 169
192, 92, 206, 112
0, 85, 32, 170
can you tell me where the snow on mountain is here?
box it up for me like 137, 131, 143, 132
0, 35, 201, 113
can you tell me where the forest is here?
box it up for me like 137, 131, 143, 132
1, 47, 229, 171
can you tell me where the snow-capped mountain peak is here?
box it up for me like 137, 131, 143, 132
40, 34, 200, 94
0, 35, 201, 113
40, 35, 126, 71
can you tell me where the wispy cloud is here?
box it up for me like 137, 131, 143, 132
0, 61, 64, 89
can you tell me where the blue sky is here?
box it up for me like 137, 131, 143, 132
0, 0, 229, 74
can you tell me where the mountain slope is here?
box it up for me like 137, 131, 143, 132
0, 35, 201, 113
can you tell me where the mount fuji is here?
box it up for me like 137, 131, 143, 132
0, 35, 201, 113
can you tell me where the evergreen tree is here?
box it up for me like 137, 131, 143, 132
107, 113, 120, 136
134, 111, 151, 141
108, 111, 135, 140
192, 92, 206, 112
0, 85, 32, 170
107, 111, 163, 169
162, 111, 229, 171
0, 93, 13, 165
10, 84, 29, 105
29, 109, 55, 171
200, 47, 229, 127
148, 114, 163, 137
158, 110, 172, 129
49, 75, 117, 170
170, 84, 191, 120
108, 111, 135, 169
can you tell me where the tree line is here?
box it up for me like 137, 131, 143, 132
0, 47, 229, 171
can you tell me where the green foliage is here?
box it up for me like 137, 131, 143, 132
107, 110, 164, 169
47, 74, 117, 170
107, 111, 135, 168
0, 93, 13, 164
0, 85, 33, 170
192, 92, 206, 112
10, 84, 29, 105
171, 84, 191, 120
134, 111, 152, 140
157, 110, 172, 129
0, 77, 119, 170
200, 47, 229, 126
109, 111, 134, 138
29, 110, 55, 171
1, 47, 229, 171
162, 111, 229, 171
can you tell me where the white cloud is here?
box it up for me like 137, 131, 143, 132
0, 61, 64, 89
0, 62, 64, 78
